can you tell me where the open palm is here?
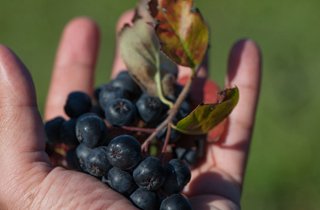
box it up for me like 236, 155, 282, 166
0, 13, 261, 210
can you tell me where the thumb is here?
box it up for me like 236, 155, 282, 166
0, 45, 50, 169
0, 45, 52, 208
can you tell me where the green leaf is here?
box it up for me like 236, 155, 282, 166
173, 87, 239, 135
135, 0, 157, 25
149, 0, 209, 69
119, 18, 160, 96
119, 18, 178, 101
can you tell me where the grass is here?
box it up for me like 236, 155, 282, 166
1, 0, 319, 209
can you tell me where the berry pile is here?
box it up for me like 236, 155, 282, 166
43, 0, 240, 208
45, 71, 204, 210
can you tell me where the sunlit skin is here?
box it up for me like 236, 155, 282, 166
0, 11, 261, 210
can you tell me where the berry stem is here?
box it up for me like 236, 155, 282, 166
141, 72, 195, 152
121, 126, 155, 134
161, 124, 172, 154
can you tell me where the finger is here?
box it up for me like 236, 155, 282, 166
190, 195, 239, 210
0, 45, 53, 209
214, 39, 262, 184
111, 10, 134, 78
45, 17, 100, 120
0, 45, 48, 161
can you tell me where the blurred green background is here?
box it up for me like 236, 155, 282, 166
1, 0, 319, 209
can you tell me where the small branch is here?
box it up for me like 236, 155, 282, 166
141, 71, 195, 151
161, 124, 172, 153
121, 126, 155, 134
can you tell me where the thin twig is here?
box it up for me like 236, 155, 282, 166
141, 73, 195, 152
161, 124, 172, 154
121, 125, 155, 134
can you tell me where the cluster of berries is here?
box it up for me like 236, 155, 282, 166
45, 71, 205, 209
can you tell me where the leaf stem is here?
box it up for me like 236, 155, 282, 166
155, 55, 174, 108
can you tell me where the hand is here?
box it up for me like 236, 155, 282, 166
0, 18, 137, 210
0, 13, 261, 210
112, 12, 262, 210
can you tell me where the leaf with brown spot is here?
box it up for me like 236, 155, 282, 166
149, 0, 209, 69
173, 87, 239, 135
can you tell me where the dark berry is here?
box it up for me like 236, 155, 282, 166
136, 93, 165, 124
184, 150, 197, 165
94, 86, 102, 102
162, 159, 191, 194
172, 101, 192, 124
75, 113, 108, 148
64, 91, 92, 118
90, 104, 105, 118
45, 116, 65, 144
115, 71, 131, 80
160, 194, 193, 210
104, 98, 136, 126
175, 147, 198, 166
107, 167, 137, 196
98, 84, 129, 109
106, 135, 142, 170
156, 127, 181, 144
130, 188, 159, 210
66, 148, 81, 170
86, 146, 111, 177
133, 156, 166, 191
177, 100, 191, 120
76, 144, 92, 172
175, 147, 187, 160
112, 71, 141, 100
174, 83, 191, 102
196, 137, 206, 159
60, 119, 78, 145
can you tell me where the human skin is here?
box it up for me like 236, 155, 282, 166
0, 12, 261, 210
